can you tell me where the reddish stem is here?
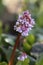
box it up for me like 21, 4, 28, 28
8, 33, 21, 65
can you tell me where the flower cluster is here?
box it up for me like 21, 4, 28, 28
17, 52, 28, 61
14, 10, 35, 36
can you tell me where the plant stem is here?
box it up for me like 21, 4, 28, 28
8, 33, 21, 65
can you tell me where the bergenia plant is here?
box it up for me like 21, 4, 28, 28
14, 10, 35, 36
17, 52, 28, 61
8, 10, 35, 65
16, 52, 29, 65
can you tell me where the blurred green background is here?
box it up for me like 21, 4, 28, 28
0, 0, 43, 65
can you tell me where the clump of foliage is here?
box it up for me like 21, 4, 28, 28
0, 0, 43, 65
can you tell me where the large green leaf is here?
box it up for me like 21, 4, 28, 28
35, 54, 43, 65
2, 34, 16, 46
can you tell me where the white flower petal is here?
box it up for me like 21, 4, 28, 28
16, 22, 19, 25
16, 27, 22, 33
14, 25, 17, 30
29, 24, 33, 27
17, 53, 28, 61
29, 28, 32, 30
19, 14, 22, 19
22, 31, 28, 36
25, 55, 27, 58
31, 19, 35, 25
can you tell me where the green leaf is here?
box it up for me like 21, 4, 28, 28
2, 34, 16, 46
23, 42, 31, 53
0, 62, 7, 65
39, 1, 43, 14
35, 54, 43, 65
37, 13, 43, 28
16, 61, 22, 65
16, 58, 30, 65
26, 34, 35, 45
22, 58, 30, 65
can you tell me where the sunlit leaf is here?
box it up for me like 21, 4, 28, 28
0, 62, 7, 65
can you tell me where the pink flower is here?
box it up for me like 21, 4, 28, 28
17, 52, 28, 61
14, 10, 35, 36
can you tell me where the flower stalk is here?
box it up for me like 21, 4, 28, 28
8, 10, 35, 65
8, 33, 21, 65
